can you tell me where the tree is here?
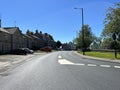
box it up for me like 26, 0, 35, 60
75, 24, 94, 50
56, 41, 62, 48
101, 38, 112, 49
101, 2, 120, 49
102, 2, 120, 37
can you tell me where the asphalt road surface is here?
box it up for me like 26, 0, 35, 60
0, 51, 120, 90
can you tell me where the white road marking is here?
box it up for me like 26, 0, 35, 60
114, 66, 120, 69
58, 59, 74, 65
100, 65, 111, 68
58, 58, 120, 69
74, 63, 85, 66
58, 56, 62, 59
87, 64, 97, 67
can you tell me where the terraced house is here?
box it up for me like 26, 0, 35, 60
0, 28, 11, 53
0, 27, 56, 54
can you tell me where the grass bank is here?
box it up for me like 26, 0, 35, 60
78, 51, 120, 59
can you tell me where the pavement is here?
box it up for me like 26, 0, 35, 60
0, 52, 47, 69
74, 51, 120, 63
0, 54, 35, 68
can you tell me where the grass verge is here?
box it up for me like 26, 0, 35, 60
78, 51, 120, 59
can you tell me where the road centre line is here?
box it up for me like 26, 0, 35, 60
73, 63, 85, 66
58, 57, 120, 69
100, 65, 111, 68
87, 64, 97, 67
114, 66, 120, 68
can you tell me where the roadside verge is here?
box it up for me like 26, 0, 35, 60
74, 51, 120, 63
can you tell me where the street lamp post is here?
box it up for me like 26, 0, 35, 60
74, 8, 85, 55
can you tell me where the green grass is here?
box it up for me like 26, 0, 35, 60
78, 51, 120, 59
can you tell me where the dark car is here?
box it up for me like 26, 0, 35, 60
10, 49, 27, 55
21, 48, 34, 54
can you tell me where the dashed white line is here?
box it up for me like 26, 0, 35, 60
114, 66, 120, 68
58, 57, 120, 69
87, 64, 97, 67
100, 65, 111, 68
74, 63, 85, 66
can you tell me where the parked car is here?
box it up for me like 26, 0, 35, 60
40, 46, 52, 52
21, 48, 34, 54
10, 49, 27, 55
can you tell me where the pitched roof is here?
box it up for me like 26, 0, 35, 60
3, 27, 20, 34
24, 34, 33, 39
30, 35, 40, 39
0, 28, 10, 34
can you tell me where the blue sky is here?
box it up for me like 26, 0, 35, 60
0, 0, 119, 43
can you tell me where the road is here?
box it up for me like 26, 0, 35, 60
0, 51, 120, 90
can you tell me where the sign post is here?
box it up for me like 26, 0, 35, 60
112, 33, 117, 59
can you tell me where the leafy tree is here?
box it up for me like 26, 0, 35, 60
101, 38, 112, 49
110, 40, 120, 50
101, 2, 120, 49
56, 41, 62, 48
102, 3, 120, 37
75, 24, 94, 50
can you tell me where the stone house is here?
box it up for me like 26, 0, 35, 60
0, 28, 11, 53
4, 27, 24, 50
0, 26, 56, 53
23, 34, 33, 49
28, 34, 41, 50
27, 30, 56, 49
42, 33, 56, 48
34, 30, 45, 48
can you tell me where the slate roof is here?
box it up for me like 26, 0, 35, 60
27, 34, 40, 40
3, 27, 20, 34
0, 28, 10, 34
24, 34, 33, 39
